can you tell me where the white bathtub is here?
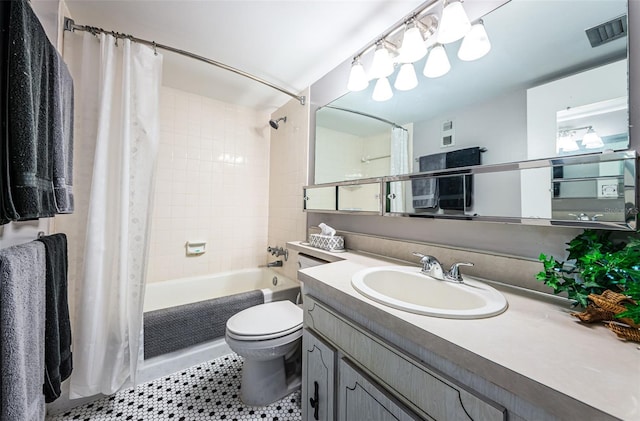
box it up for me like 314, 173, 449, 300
138, 268, 300, 383
143, 268, 299, 312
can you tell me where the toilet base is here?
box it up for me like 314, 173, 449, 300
240, 356, 301, 406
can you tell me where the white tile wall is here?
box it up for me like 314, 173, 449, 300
267, 90, 310, 281
146, 87, 271, 283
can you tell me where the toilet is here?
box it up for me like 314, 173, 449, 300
225, 300, 303, 406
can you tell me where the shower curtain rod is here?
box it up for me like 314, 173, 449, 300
63, 17, 306, 106
323, 106, 407, 131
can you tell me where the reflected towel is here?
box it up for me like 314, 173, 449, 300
439, 147, 482, 210
0, 241, 46, 420
412, 153, 446, 209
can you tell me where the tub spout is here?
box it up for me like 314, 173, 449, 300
267, 260, 283, 267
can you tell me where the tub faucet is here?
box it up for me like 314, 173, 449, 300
267, 246, 289, 261
267, 260, 283, 268
412, 252, 473, 283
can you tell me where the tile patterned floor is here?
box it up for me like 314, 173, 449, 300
47, 353, 302, 421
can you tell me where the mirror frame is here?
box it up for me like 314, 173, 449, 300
305, 151, 638, 231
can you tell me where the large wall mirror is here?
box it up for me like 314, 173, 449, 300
312, 0, 634, 228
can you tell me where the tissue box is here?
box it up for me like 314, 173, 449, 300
309, 234, 344, 251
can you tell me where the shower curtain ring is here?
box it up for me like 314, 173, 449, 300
152, 41, 158, 56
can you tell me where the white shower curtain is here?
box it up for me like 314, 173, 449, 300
390, 127, 409, 212
69, 32, 162, 398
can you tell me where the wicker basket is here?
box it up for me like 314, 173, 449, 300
572, 290, 640, 341
606, 322, 640, 342
571, 304, 615, 323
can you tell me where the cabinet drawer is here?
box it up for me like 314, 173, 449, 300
305, 297, 506, 421
338, 358, 424, 421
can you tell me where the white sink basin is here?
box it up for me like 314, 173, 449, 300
351, 266, 508, 319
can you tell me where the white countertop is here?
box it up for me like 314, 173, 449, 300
289, 241, 640, 420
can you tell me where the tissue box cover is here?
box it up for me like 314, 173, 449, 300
309, 234, 344, 251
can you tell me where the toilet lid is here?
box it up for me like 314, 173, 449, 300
226, 300, 302, 339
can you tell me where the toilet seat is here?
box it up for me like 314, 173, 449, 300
226, 300, 302, 341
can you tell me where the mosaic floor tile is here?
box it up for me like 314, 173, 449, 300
47, 353, 302, 421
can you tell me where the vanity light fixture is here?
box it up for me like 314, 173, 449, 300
423, 44, 451, 78
369, 42, 396, 79
345, 0, 488, 100
582, 127, 604, 149
437, 0, 472, 44
398, 21, 428, 63
347, 57, 369, 92
556, 131, 579, 152
557, 126, 603, 151
394, 63, 419, 90
372, 77, 394, 101
458, 20, 491, 61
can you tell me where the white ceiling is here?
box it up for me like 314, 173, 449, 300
64, 0, 426, 112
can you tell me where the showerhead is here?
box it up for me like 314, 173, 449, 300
269, 116, 287, 130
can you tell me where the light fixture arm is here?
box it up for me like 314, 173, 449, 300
558, 125, 594, 134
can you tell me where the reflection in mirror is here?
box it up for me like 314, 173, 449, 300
315, 107, 410, 184
556, 96, 628, 154
338, 183, 382, 213
551, 158, 636, 223
385, 153, 636, 228
304, 186, 336, 211
387, 171, 519, 219
315, 0, 628, 187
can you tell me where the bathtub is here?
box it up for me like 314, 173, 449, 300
138, 268, 300, 383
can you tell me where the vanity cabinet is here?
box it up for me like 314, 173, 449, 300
302, 329, 335, 421
302, 295, 507, 421
338, 358, 421, 421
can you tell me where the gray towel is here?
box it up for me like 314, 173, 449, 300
6, 0, 58, 220
0, 1, 12, 225
51, 53, 74, 214
144, 290, 264, 359
36, 234, 72, 403
412, 153, 446, 209
0, 241, 46, 421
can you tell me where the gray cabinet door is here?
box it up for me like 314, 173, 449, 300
338, 358, 424, 421
302, 329, 335, 421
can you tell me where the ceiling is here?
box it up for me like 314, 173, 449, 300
64, 0, 426, 113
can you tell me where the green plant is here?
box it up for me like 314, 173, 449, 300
536, 230, 640, 323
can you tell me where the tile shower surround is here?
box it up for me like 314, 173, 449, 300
147, 87, 272, 283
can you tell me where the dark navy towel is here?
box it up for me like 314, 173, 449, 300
36, 233, 72, 403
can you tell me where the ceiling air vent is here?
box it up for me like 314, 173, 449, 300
585, 15, 628, 48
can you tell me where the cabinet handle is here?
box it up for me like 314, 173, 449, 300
309, 380, 319, 420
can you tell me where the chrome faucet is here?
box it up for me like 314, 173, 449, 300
267, 246, 289, 261
267, 260, 283, 267
412, 252, 474, 283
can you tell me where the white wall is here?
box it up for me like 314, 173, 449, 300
146, 87, 271, 283
267, 89, 310, 281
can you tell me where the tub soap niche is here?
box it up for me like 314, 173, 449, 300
185, 240, 206, 256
